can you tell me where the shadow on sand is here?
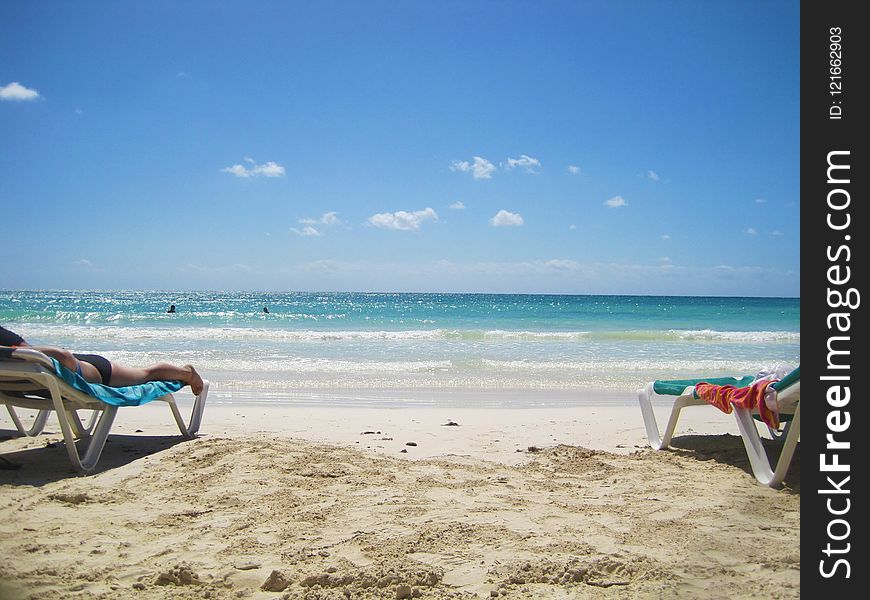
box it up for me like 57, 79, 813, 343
0, 429, 193, 485
668, 432, 800, 493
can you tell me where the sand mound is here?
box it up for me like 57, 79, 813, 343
0, 435, 799, 599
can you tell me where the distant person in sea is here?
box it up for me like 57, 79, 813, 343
263, 306, 269, 314
0, 325, 205, 396
167, 304, 176, 313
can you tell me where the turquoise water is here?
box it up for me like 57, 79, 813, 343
1, 291, 800, 404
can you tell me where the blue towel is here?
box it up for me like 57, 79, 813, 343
50, 358, 184, 407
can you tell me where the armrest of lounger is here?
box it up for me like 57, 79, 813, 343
1, 346, 57, 370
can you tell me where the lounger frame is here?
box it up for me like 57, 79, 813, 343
637, 379, 800, 487
1, 348, 208, 472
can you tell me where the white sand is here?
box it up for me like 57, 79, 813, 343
0, 396, 800, 599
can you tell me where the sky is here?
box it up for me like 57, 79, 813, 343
0, 1, 800, 296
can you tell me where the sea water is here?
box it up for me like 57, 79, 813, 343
0, 291, 799, 406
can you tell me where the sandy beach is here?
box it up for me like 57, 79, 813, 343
0, 398, 799, 599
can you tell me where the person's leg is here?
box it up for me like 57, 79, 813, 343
32, 346, 105, 383
109, 362, 204, 396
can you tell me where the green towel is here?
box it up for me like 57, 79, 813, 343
653, 375, 756, 396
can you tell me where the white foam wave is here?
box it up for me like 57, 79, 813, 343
17, 324, 799, 344
668, 329, 800, 342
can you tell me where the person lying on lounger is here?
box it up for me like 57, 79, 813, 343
0, 325, 205, 396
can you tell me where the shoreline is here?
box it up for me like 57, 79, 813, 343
6, 399, 760, 464
208, 386, 641, 409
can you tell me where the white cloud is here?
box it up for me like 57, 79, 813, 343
299, 211, 341, 226
604, 196, 627, 208
490, 209, 524, 227
320, 211, 340, 225
746, 227, 758, 235
450, 156, 496, 179
771, 230, 784, 236
567, 165, 581, 175
661, 234, 671, 240
291, 226, 322, 236
569, 224, 577, 230
755, 198, 767, 204
647, 170, 659, 181
252, 161, 285, 177
368, 208, 439, 231
0, 82, 40, 101
222, 159, 286, 178
222, 164, 250, 177
505, 154, 541, 173
449, 201, 466, 210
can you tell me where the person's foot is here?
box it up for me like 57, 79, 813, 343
183, 365, 204, 396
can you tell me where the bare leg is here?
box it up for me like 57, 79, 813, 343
109, 362, 204, 396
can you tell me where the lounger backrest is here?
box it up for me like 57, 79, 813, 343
770, 366, 800, 392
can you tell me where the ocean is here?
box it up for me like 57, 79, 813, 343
0, 290, 800, 407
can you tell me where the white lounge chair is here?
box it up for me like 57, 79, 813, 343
637, 366, 800, 487
1, 346, 208, 472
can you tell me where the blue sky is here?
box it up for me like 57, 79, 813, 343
1, 1, 799, 296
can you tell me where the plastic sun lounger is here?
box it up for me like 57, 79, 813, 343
637, 366, 800, 487
0, 347, 209, 472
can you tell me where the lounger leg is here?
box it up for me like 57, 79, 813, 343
5, 406, 50, 437
64, 409, 101, 438
661, 396, 700, 448
638, 383, 667, 449
767, 418, 792, 440
771, 403, 800, 486
78, 406, 118, 471
82, 409, 99, 435
44, 376, 117, 472
162, 380, 209, 439
638, 384, 699, 450
733, 404, 800, 487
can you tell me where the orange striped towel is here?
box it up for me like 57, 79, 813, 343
695, 379, 779, 428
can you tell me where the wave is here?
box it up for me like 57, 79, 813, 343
16, 324, 800, 344
91, 350, 793, 380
